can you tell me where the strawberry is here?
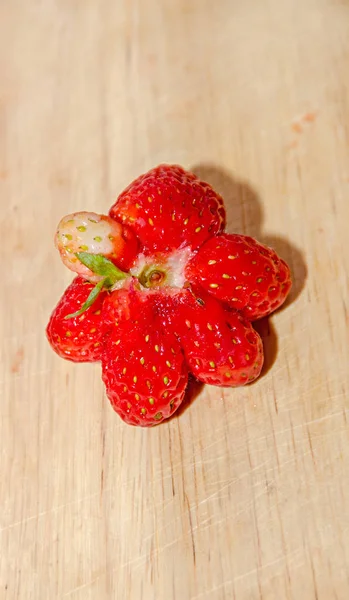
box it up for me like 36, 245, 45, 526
46, 277, 108, 362
167, 288, 263, 386
102, 284, 188, 426
185, 234, 292, 320
55, 211, 138, 281
47, 163, 293, 427
109, 164, 226, 255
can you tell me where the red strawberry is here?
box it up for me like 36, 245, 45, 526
46, 277, 108, 362
109, 164, 226, 255
167, 288, 263, 386
185, 234, 292, 320
47, 163, 293, 427
102, 284, 188, 426
55, 211, 138, 281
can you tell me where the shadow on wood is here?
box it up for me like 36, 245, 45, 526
172, 376, 205, 421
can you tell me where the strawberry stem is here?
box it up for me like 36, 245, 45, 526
65, 278, 107, 319
76, 252, 128, 284
65, 253, 130, 319
139, 266, 167, 288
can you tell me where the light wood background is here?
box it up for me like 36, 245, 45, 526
1, 1, 349, 598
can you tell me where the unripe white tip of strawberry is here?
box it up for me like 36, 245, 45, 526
55, 211, 126, 282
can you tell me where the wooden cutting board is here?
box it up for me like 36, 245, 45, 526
1, 1, 349, 598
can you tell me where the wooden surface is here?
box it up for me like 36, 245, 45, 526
1, 1, 349, 598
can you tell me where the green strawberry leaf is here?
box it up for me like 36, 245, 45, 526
76, 252, 128, 284
65, 253, 130, 319
65, 254, 130, 319
65, 278, 107, 319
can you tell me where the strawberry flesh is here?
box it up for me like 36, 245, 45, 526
109, 164, 226, 255
185, 233, 292, 320
46, 277, 108, 362
167, 288, 263, 386
55, 212, 138, 281
102, 287, 188, 426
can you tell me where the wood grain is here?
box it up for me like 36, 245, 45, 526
1, 0, 349, 598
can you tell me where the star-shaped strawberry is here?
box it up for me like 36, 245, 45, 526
47, 164, 291, 426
